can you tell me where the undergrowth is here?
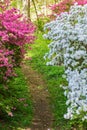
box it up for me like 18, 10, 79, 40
0, 68, 33, 130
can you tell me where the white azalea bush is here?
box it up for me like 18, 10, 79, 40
44, 4, 87, 121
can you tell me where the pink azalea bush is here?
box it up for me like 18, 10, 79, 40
49, 0, 87, 18
50, 0, 74, 15
0, 2, 35, 84
76, 0, 87, 5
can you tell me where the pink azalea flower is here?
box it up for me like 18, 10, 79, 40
8, 112, 13, 117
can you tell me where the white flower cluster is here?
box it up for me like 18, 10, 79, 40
44, 4, 87, 120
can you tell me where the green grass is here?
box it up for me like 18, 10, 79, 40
26, 32, 69, 129
0, 68, 33, 130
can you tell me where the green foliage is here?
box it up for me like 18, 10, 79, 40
11, 0, 17, 8
0, 68, 33, 130
26, 32, 70, 129
34, 17, 50, 32
11, 0, 22, 9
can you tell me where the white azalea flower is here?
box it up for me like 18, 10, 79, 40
44, 4, 87, 120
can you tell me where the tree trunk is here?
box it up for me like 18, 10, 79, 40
22, 0, 28, 17
32, 0, 39, 20
28, 0, 30, 18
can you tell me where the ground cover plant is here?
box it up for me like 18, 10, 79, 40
44, 1, 87, 129
0, 68, 33, 130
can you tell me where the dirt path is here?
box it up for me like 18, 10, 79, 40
22, 64, 54, 130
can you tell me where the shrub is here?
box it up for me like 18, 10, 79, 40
44, 3, 87, 126
0, 2, 35, 84
49, 0, 87, 19
50, 0, 74, 15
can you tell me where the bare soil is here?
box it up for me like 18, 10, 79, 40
22, 64, 54, 130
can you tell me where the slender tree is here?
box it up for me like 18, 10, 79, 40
28, 0, 31, 18
32, 0, 39, 20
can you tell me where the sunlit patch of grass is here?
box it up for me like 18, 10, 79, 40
0, 68, 33, 130
26, 32, 70, 129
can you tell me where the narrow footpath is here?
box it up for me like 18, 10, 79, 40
22, 64, 54, 130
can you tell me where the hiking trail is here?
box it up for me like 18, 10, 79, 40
22, 64, 54, 130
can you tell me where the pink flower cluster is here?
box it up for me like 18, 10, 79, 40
0, 5, 35, 83
75, 0, 87, 5
50, 0, 87, 16
0, 8, 35, 46
50, 0, 74, 15
0, 47, 14, 82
